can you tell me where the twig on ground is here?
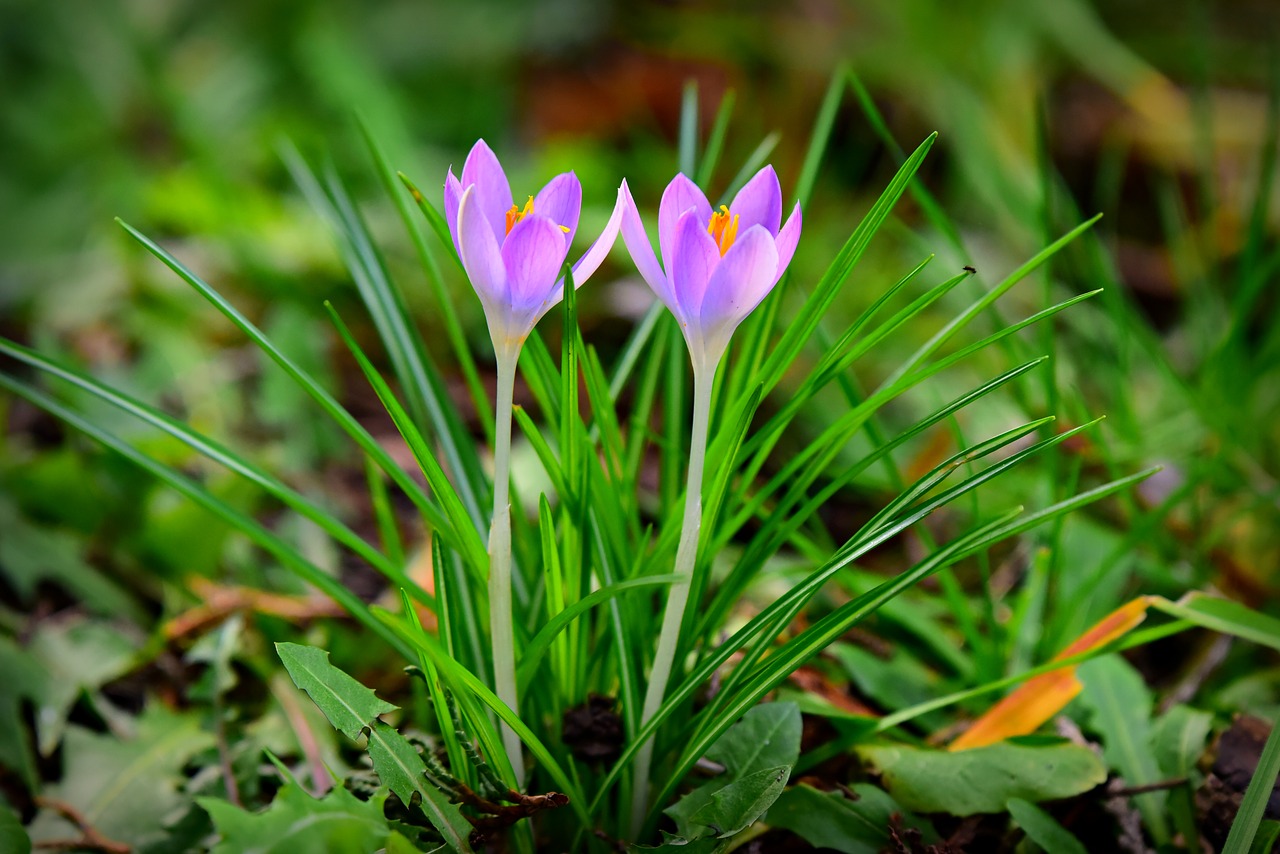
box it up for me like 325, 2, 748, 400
34, 797, 131, 854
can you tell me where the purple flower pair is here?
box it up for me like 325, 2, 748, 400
444, 140, 802, 369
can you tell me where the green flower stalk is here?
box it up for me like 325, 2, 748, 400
617, 168, 801, 832
445, 140, 621, 782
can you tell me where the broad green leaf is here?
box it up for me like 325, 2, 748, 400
0, 807, 28, 854
855, 741, 1106, 816
201, 781, 390, 854
1078, 656, 1168, 843
276, 642, 397, 740
27, 705, 215, 850
28, 618, 138, 755
0, 498, 141, 621
766, 783, 920, 854
365, 722, 473, 851
1152, 704, 1213, 780
689, 765, 790, 838
1006, 798, 1087, 854
0, 637, 45, 790
704, 702, 801, 779
664, 703, 800, 839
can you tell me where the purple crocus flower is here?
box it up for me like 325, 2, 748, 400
619, 166, 802, 372
444, 140, 621, 355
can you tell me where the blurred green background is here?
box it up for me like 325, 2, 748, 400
2, 0, 1279, 633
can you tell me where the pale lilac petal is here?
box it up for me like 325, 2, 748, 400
670, 208, 720, 323
457, 185, 508, 310
772, 201, 802, 286
443, 168, 464, 257
568, 184, 624, 287
460, 139, 514, 244
728, 165, 782, 236
619, 179, 680, 319
658, 173, 713, 277
533, 172, 582, 247
538, 186, 625, 313
501, 214, 568, 315
698, 224, 779, 355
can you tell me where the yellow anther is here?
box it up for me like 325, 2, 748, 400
505, 196, 536, 234
504, 195, 571, 235
707, 205, 740, 255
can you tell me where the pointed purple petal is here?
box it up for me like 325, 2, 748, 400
699, 224, 779, 357
533, 172, 582, 248
670, 208, 720, 324
460, 139, 514, 244
658, 173, 713, 277
444, 168, 464, 257
501, 214, 568, 317
728, 165, 782, 236
569, 184, 624, 287
619, 179, 680, 319
772, 201, 802, 286
457, 185, 508, 312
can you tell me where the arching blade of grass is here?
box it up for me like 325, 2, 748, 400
0, 336, 433, 609
694, 89, 737, 187
754, 133, 937, 397
114, 220, 454, 554
324, 303, 488, 580
358, 119, 494, 441
282, 145, 487, 531
0, 373, 411, 658
642, 511, 1026, 831
729, 62, 848, 404
589, 416, 1112, 822
699, 358, 1049, 639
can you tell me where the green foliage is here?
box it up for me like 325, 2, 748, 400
201, 778, 393, 854
765, 783, 926, 854
855, 740, 1108, 815
27, 705, 215, 850
276, 642, 397, 740
1006, 798, 1087, 854
650, 704, 800, 847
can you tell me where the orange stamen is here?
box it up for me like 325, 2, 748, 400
505, 195, 573, 236
707, 205, 740, 255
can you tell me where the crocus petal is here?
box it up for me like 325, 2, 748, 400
534, 172, 582, 247
569, 185, 624, 286
619, 179, 680, 320
501, 213, 568, 318
658, 173, 713, 277
669, 208, 720, 325
698, 224, 780, 358
457, 185, 508, 312
772, 201, 802, 286
728, 165, 782, 236
460, 139, 514, 244
444, 168, 464, 257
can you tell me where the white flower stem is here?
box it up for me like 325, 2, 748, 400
629, 360, 714, 836
489, 348, 525, 784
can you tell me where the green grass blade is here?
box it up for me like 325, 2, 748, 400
325, 303, 488, 578
517, 575, 680, 696
358, 119, 494, 439
283, 146, 487, 529
114, 220, 449, 550
374, 609, 589, 822
1223, 714, 1280, 854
